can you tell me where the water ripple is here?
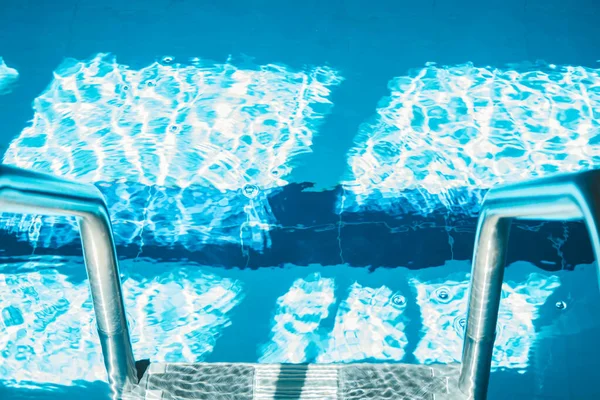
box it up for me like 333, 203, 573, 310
317, 284, 409, 363
0, 256, 244, 385
259, 273, 335, 363
343, 62, 600, 215
1, 54, 341, 250
412, 272, 560, 370
0, 258, 569, 387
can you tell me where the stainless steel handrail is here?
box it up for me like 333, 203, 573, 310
0, 165, 137, 396
459, 169, 600, 399
3, 164, 599, 399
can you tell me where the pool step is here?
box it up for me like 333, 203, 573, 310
123, 362, 463, 400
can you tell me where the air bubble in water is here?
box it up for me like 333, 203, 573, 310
169, 125, 180, 133
243, 184, 259, 199
435, 287, 451, 302
453, 316, 467, 334
555, 301, 567, 310
161, 56, 174, 64
391, 293, 406, 307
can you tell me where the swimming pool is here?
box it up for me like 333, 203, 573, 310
1, 0, 600, 399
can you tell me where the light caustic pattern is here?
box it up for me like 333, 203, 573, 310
412, 273, 559, 370
343, 63, 600, 215
0, 259, 563, 387
316, 283, 409, 363
0, 257, 243, 385
260, 278, 410, 364
1, 53, 341, 250
259, 273, 335, 363
0, 57, 18, 95
259, 268, 559, 369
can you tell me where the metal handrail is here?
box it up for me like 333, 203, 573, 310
3, 164, 599, 399
0, 165, 137, 396
459, 169, 600, 399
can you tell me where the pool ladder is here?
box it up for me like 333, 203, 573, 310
2, 164, 600, 399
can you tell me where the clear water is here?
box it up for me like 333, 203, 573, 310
1, 1, 600, 399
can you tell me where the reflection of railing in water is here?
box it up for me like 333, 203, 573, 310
459, 169, 600, 399
2, 164, 600, 399
0, 165, 137, 397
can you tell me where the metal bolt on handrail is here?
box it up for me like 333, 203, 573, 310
459, 169, 600, 399
0, 165, 137, 397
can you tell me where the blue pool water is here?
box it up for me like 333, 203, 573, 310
1, 0, 600, 399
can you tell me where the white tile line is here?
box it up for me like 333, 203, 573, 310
148, 363, 167, 375
144, 389, 163, 400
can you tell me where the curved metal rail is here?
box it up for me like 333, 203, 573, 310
0, 165, 137, 396
459, 169, 600, 399
3, 164, 599, 399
